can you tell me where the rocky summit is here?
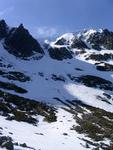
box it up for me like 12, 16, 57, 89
81, 29, 113, 50
0, 20, 113, 150
0, 20, 44, 58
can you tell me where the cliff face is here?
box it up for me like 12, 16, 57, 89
0, 20, 44, 58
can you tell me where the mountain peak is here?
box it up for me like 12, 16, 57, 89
18, 23, 24, 28
57, 28, 113, 50
0, 19, 9, 39
0, 20, 44, 58
17, 23, 28, 32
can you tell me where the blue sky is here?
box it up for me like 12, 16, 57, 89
0, 0, 113, 37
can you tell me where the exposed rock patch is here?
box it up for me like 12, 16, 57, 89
48, 47, 72, 60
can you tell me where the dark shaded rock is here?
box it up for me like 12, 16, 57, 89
55, 36, 89, 49
71, 37, 89, 49
0, 136, 14, 150
0, 20, 8, 39
76, 75, 113, 91
51, 74, 66, 82
68, 74, 113, 91
86, 53, 113, 61
63, 133, 68, 136
7, 110, 38, 125
55, 38, 68, 45
4, 24, 44, 58
0, 90, 57, 124
35, 133, 44, 136
48, 47, 72, 60
92, 44, 101, 50
96, 95, 111, 104
75, 68, 83, 71
0, 81, 27, 93
103, 93, 111, 99
19, 142, 36, 150
87, 29, 113, 50
6, 71, 30, 82
0, 70, 30, 82
20, 143, 27, 148
38, 72, 44, 77
96, 63, 113, 71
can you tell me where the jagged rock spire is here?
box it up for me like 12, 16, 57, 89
4, 22, 44, 58
0, 19, 8, 39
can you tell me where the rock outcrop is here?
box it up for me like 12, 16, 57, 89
48, 47, 73, 60
4, 24, 44, 58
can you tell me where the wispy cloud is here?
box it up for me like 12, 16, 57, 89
0, 7, 14, 17
36, 26, 57, 37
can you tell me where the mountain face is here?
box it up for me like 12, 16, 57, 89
48, 47, 73, 60
0, 20, 44, 58
86, 29, 113, 50
0, 20, 113, 150
54, 33, 89, 49
53, 29, 113, 50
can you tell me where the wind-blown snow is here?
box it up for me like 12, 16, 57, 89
65, 83, 113, 112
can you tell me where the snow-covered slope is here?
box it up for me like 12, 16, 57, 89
0, 21, 113, 150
